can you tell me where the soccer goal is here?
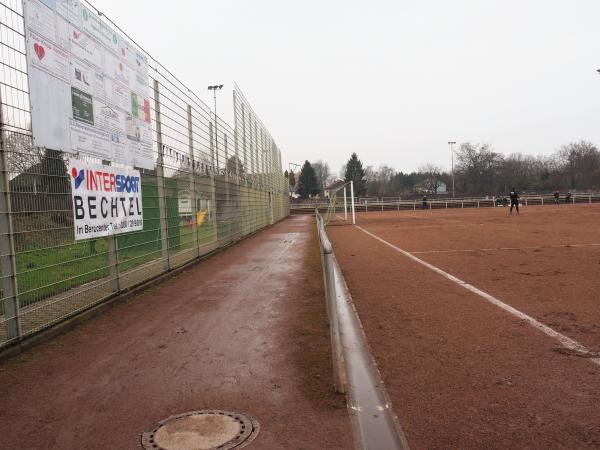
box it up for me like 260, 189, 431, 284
324, 181, 356, 226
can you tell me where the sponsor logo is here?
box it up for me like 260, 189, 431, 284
71, 167, 85, 189
33, 43, 45, 60
71, 166, 140, 193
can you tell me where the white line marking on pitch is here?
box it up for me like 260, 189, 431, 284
411, 243, 600, 254
355, 225, 600, 366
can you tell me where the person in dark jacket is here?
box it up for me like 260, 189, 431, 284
509, 188, 520, 214
422, 195, 428, 210
554, 190, 560, 204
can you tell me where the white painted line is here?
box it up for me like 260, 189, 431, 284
355, 225, 600, 366
411, 243, 600, 255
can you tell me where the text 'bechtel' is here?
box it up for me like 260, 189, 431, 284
72, 168, 142, 220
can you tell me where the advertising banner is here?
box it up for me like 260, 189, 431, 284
68, 159, 143, 240
24, 0, 154, 169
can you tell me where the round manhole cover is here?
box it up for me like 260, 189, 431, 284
141, 410, 259, 450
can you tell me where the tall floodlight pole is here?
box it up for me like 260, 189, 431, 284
208, 84, 223, 169
448, 141, 457, 198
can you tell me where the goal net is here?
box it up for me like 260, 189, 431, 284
324, 181, 355, 226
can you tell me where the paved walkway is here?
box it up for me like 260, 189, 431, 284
0, 215, 353, 449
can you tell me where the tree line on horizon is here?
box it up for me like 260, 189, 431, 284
287, 140, 600, 199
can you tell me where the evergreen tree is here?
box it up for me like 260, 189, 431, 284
297, 160, 319, 198
344, 152, 366, 196
40, 149, 69, 195
288, 170, 296, 187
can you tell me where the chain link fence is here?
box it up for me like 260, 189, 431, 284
0, 0, 289, 349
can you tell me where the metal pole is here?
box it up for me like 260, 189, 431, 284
213, 89, 218, 171
343, 186, 347, 220
0, 94, 22, 341
209, 121, 214, 170
102, 159, 119, 294
451, 150, 454, 198
350, 180, 356, 225
449, 141, 456, 198
188, 104, 199, 256
153, 79, 170, 270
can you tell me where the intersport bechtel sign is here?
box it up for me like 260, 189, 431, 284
68, 159, 143, 240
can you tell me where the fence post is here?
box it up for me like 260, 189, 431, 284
343, 186, 347, 220
0, 100, 22, 341
153, 79, 170, 270
589, 195, 592, 204
106, 234, 119, 293
187, 105, 199, 256
477, 200, 480, 208
541, 197, 544, 206
100, 159, 120, 294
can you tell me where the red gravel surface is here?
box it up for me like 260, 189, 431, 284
328, 205, 600, 449
0, 215, 352, 449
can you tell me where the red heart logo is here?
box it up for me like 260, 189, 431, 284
34, 43, 45, 60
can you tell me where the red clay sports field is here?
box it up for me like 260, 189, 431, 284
328, 204, 600, 449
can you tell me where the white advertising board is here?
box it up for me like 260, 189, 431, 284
68, 159, 143, 240
24, 0, 154, 170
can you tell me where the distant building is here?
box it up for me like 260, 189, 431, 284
324, 179, 346, 198
414, 180, 447, 195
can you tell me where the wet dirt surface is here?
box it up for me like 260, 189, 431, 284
328, 205, 600, 449
0, 215, 352, 449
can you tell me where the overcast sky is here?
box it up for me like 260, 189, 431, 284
97, 0, 600, 175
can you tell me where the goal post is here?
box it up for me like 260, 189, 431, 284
324, 180, 356, 226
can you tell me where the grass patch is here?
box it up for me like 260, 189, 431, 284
1, 221, 218, 314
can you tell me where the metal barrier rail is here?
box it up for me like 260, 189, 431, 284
315, 211, 346, 394
315, 209, 408, 449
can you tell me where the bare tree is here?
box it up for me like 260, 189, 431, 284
3, 131, 41, 175
556, 140, 600, 189
366, 165, 396, 196
455, 142, 503, 194
312, 160, 332, 192
418, 163, 444, 194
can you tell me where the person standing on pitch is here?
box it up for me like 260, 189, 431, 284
565, 192, 572, 204
509, 188, 520, 214
554, 190, 560, 204
422, 195, 428, 210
